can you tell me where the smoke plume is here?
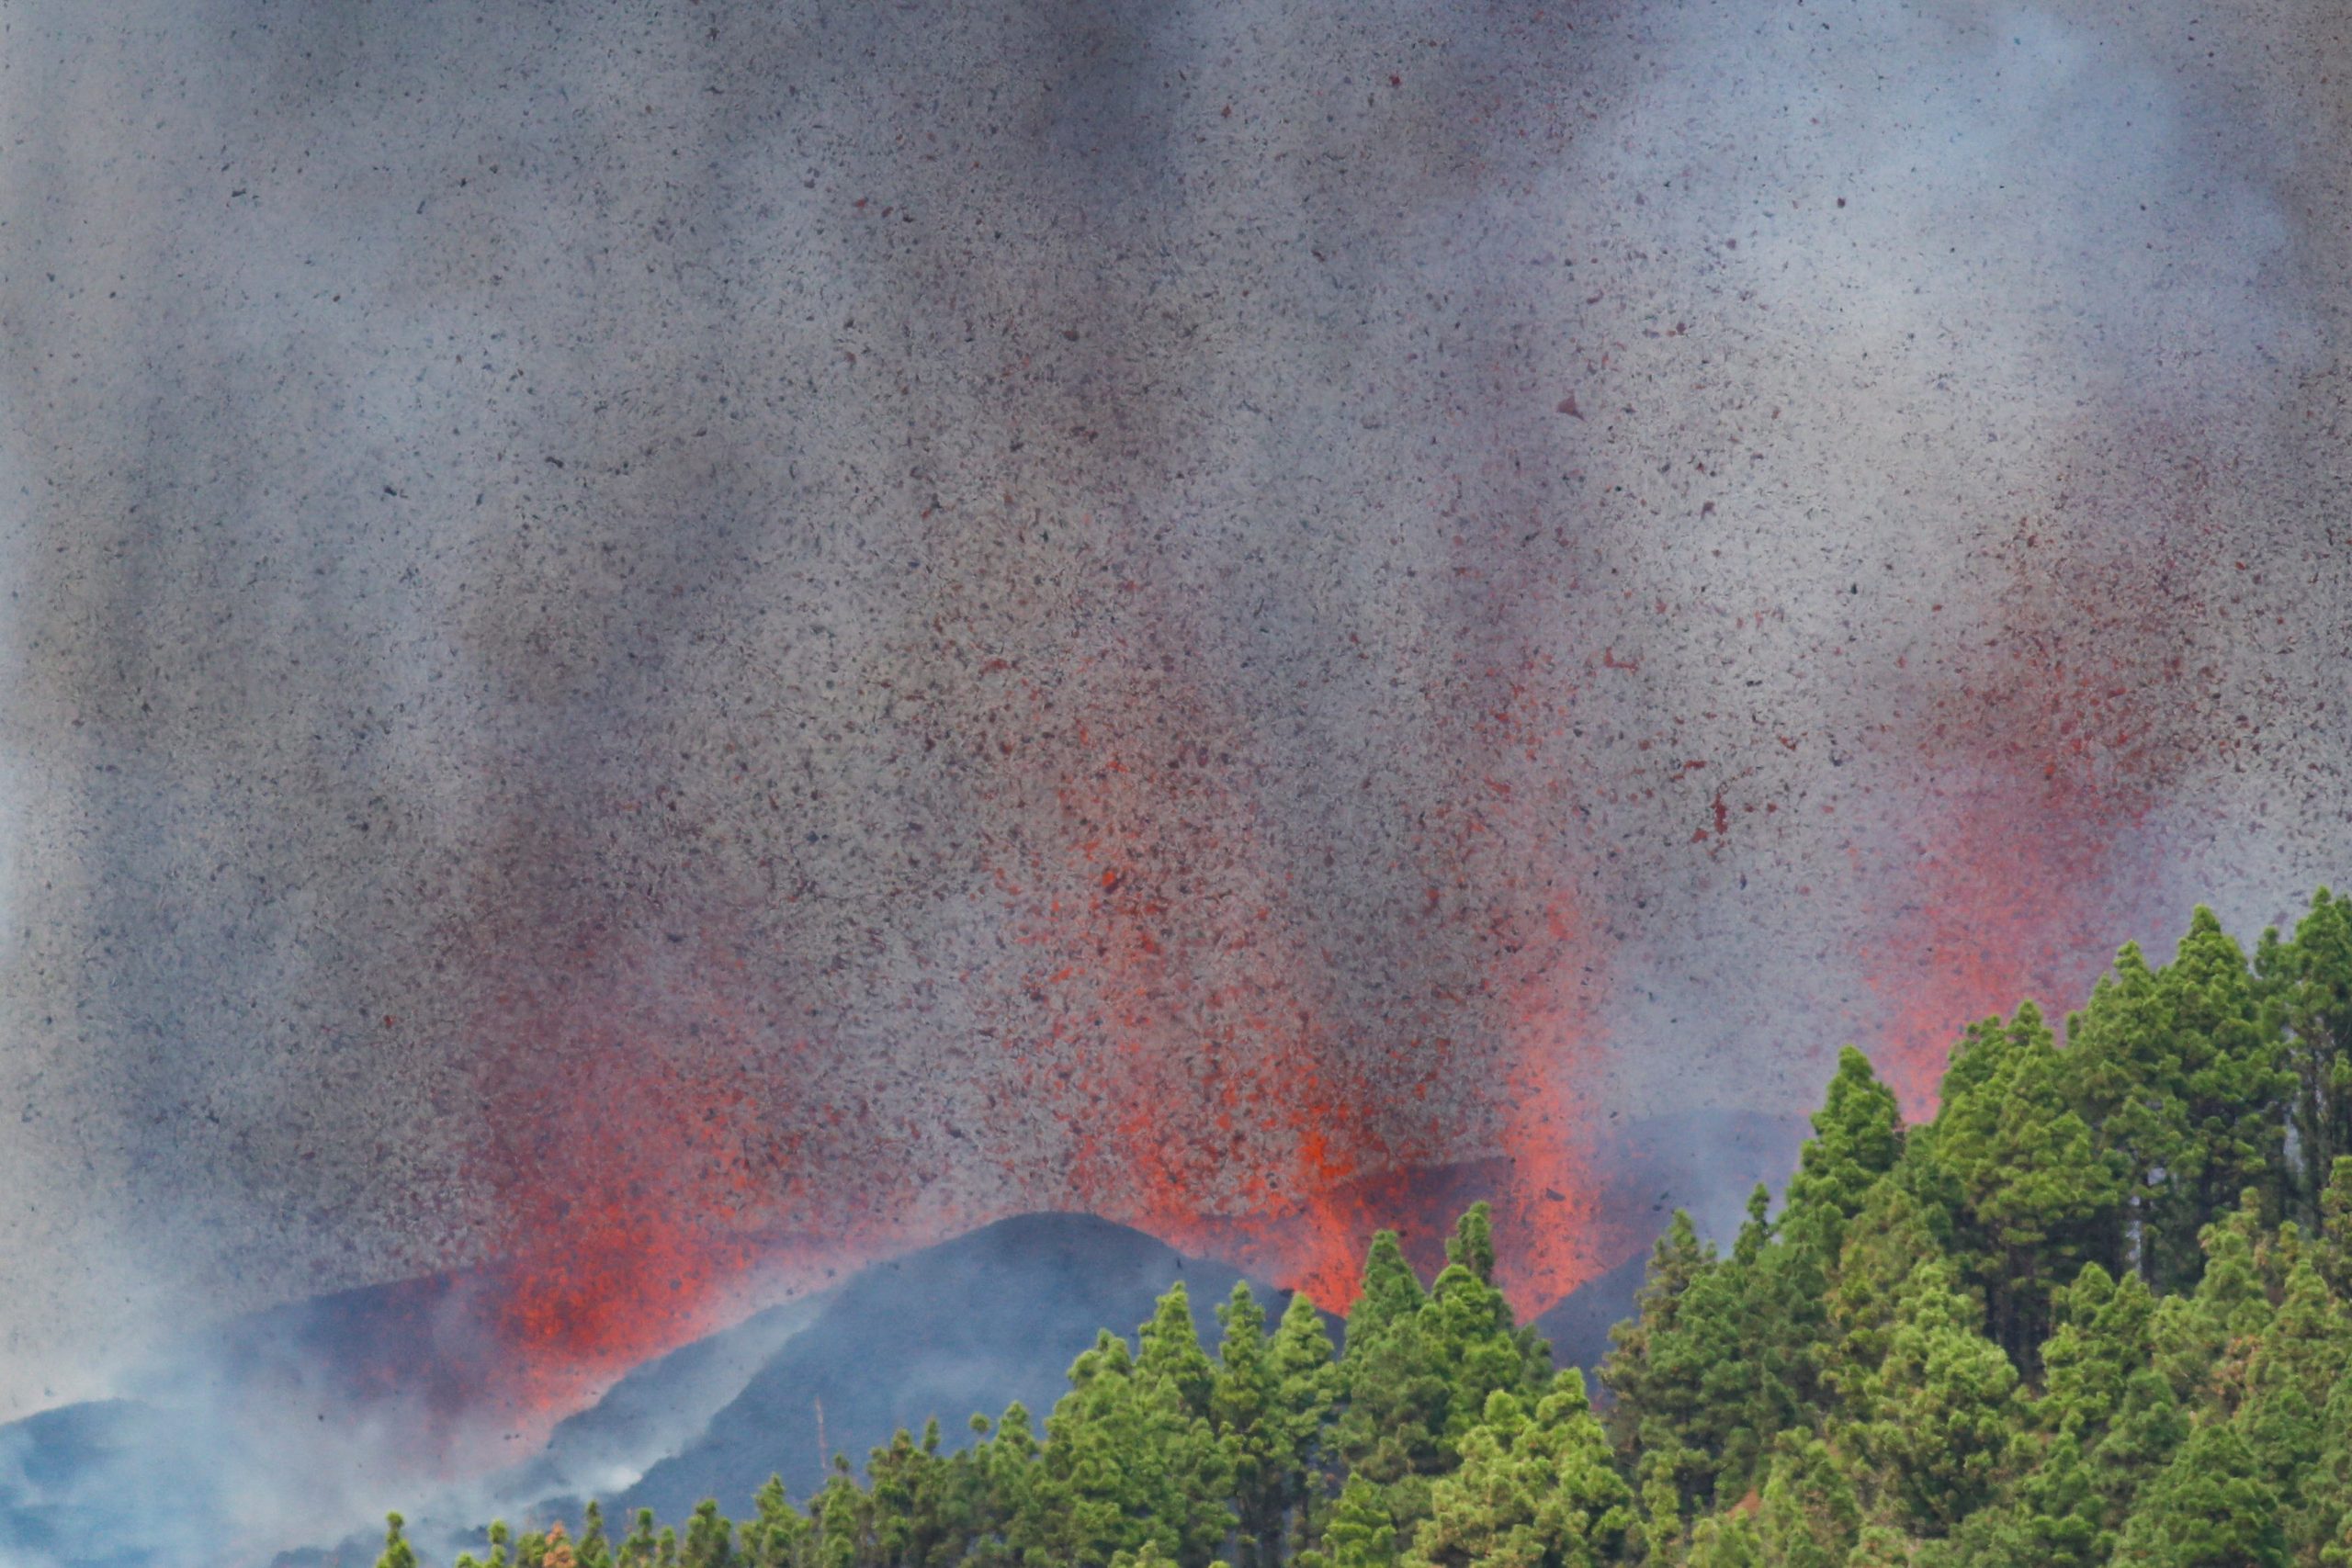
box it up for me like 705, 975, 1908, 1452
3, 3, 2347, 1542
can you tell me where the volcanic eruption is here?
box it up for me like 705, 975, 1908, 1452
3, 3, 2349, 1558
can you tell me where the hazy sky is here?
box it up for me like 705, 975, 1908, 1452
3, 0, 2348, 1417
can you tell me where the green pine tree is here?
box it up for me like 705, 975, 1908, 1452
1753, 1434, 1860, 1568
1932, 1003, 2124, 1360
2110, 1423, 2287, 1567
1600, 1208, 1718, 1467
376, 1513, 419, 1568
1781, 1046, 1905, 1257
1854, 1258, 2021, 1538
1405, 1376, 1630, 1568
1312, 1472, 1397, 1568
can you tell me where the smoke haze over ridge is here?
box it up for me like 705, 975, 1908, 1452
3, 0, 2349, 1432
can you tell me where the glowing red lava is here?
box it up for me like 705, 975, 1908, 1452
1866, 433, 2227, 1117
456, 891, 949, 1423
447, 493, 1627, 1411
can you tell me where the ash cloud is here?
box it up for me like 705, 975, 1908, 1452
1, 0, 2347, 1457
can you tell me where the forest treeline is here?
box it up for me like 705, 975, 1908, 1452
379, 888, 2352, 1568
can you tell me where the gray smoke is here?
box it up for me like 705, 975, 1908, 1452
1, 0, 2346, 1494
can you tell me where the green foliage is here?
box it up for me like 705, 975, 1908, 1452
1405, 1377, 1630, 1568
1851, 1258, 2021, 1537
379, 1514, 420, 1568
1310, 1473, 1396, 1568
1215, 1282, 1339, 1568
2268, 889, 2352, 1222
402, 894, 2352, 1568
1598, 1209, 1717, 1464
2110, 1425, 2286, 1567
1754, 1435, 1860, 1568
1017, 1300, 1236, 1568
1931, 1003, 2123, 1361
1781, 1046, 1905, 1251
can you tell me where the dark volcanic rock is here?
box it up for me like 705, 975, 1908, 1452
1530, 1253, 1649, 1374
623, 1213, 1274, 1519
483, 1295, 821, 1514
1532, 1106, 1810, 1374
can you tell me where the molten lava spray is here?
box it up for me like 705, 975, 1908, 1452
1863, 427, 2241, 1117
7, 0, 2350, 1462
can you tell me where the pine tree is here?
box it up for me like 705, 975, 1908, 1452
1780, 1046, 1904, 1256
1753, 1434, 1860, 1568
1265, 1292, 1340, 1561
2233, 1252, 2347, 1546
1334, 1280, 1447, 1519
2006, 1431, 2106, 1568
2149, 1193, 2273, 1406
1215, 1282, 1285, 1568
1822, 1175, 1944, 1418
1421, 1209, 1541, 1451
1138, 1283, 1218, 1424
578, 1502, 615, 1568
961, 1406, 1039, 1568
1613, 1189, 1815, 1508
2036, 1263, 2157, 1448
1133, 1285, 1238, 1565
741, 1478, 806, 1568
377, 1514, 419, 1568
2110, 1423, 2287, 1567
1630, 1443, 1690, 1565
2267, 889, 2352, 1224
1443, 1203, 1498, 1287
1314, 1473, 1396, 1568
1702, 1188, 1827, 1501
1854, 1258, 2021, 1537
2300, 1363, 2352, 1566
1404, 1376, 1630, 1568
810, 1468, 866, 1568
2067, 945, 2199, 1291
1599, 1208, 1717, 1464
2085, 1368, 2188, 1534
2167, 908, 2294, 1239
1931, 1003, 2123, 1360
1525, 1373, 1636, 1566
1345, 1233, 1426, 1350
1018, 1292, 1235, 1568
1682, 1511, 1761, 1568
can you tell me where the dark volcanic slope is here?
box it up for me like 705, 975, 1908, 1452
1529, 1106, 1806, 1372
1530, 1254, 1648, 1376
482, 1297, 822, 1518
624, 1213, 1272, 1519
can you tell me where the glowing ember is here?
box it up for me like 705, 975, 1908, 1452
1863, 431, 2224, 1117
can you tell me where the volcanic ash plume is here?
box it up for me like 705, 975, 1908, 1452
1, 4, 2348, 1531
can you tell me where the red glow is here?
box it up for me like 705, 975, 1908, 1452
1865, 779, 2122, 1119
1492, 895, 1612, 1309
989, 652, 1415, 1314
1865, 434, 2222, 1117
452, 874, 956, 1423
938, 502, 1614, 1320
444, 491, 1627, 1413
477, 1043, 765, 1407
